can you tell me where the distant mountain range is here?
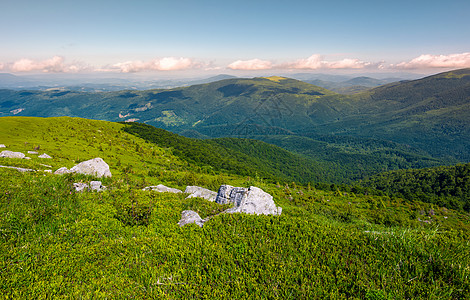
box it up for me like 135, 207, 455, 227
1, 68, 469, 181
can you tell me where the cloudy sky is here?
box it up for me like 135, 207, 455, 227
1, 0, 469, 76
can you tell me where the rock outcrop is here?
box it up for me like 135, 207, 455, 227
142, 184, 182, 193
215, 185, 282, 215
184, 186, 218, 201
70, 158, 111, 178
0, 150, 26, 159
178, 210, 205, 227
38, 153, 52, 159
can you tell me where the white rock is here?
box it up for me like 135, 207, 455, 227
142, 184, 182, 193
70, 158, 111, 178
0, 144, 6, 148
90, 181, 106, 191
184, 186, 218, 201
44, 170, 52, 173
28, 151, 38, 154
54, 167, 71, 175
73, 182, 89, 192
216, 185, 282, 216
24, 157, 31, 160
38, 153, 52, 159
0, 165, 34, 172
0, 150, 25, 159
178, 210, 205, 227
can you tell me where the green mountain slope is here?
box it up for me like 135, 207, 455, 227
1, 116, 469, 298
1, 68, 470, 169
121, 122, 326, 184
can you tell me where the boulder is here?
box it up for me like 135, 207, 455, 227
185, 186, 218, 201
216, 185, 282, 216
90, 181, 106, 191
70, 158, 111, 178
73, 182, 89, 192
142, 184, 182, 193
0, 150, 25, 159
38, 153, 52, 159
178, 210, 205, 227
54, 167, 71, 175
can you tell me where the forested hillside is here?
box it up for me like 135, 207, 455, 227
361, 163, 470, 211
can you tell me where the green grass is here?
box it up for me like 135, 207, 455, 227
0, 116, 469, 298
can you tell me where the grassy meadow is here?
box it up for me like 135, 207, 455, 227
0, 117, 469, 299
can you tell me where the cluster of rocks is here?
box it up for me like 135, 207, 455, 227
2, 145, 281, 227
0, 150, 52, 160
143, 183, 282, 228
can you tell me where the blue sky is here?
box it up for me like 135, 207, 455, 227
1, 0, 469, 76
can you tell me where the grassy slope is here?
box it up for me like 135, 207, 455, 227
121, 122, 327, 184
0, 116, 469, 298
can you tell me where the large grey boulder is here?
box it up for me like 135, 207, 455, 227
70, 158, 111, 178
178, 210, 205, 227
0, 150, 26, 159
215, 185, 282, 216
142, 184, 182, 193
185, 186, 218, 201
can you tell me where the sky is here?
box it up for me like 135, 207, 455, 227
1, 0, 470, 77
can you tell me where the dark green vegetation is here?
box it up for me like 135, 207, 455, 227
122, 122, 326, 183
1, 117, 469, 298
362, 163, 470, 212
3, 69, 470, 181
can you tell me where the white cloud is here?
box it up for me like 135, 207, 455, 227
284, 54, 372, 70
113, 57, 196, 72
9, 56, 88, 73
227, 59, 273, 70
394, 52, 470, 69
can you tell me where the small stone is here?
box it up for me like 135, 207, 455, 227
90, 181, 106, 192
142, 184, 182, 193
0, 144, 6, 148
38, 153, 52, 159
178, 210, 205, 227
73, 182, 89, 192
28, 151, 38, 154
54, 167, 71, 175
